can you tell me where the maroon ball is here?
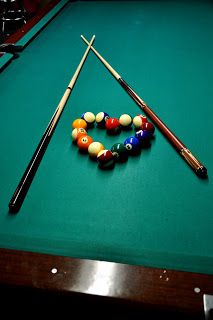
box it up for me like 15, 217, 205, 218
97, 150, 115, 169
141, 122, 155, 135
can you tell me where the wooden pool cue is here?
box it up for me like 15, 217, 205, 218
8, 35, 95, 213
81, 35, 207, 178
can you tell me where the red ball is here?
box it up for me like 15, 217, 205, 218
105, 117, 120, 134
141, 122, 155, 135
133, 114, 147, 129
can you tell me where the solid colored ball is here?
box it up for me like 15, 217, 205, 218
119, 114, 132, 129
96, 112, 110, 127
141, 122, 155, 135
88, 142, 104, 158
105, 117, 121, 134
133, 114, 147, 129
71, 128, 87, 142
81, 111, 95, 127
111, 143, 128, 162
72, 118, 87, 129
124, 136, 140, 153
97, 149, 115, 169
135, 130, 151, 147
77, 135, 93, 152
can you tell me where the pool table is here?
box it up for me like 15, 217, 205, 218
0, 0, 213, 318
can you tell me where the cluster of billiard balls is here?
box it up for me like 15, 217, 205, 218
71, 111, 155, 169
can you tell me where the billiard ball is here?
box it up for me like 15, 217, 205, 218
133, 115, 147, 129
72, 118, 87, 129
135, 130, 151, 147
124, 136, 140, 154
111, 143, 128, 162
141, 122, 155, 135
105, 118, 121, 134
119, 114, 132, 129
97, 149, 115, 169
81, 111, 95, 127
95, 112, 110, 127
88, 142, 104, 158
71, 127, 87, 142
77, 135, 93, 152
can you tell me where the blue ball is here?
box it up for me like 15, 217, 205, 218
124, 136, 140, 153
96, 112, 110, 127
81, 111, 95, 127
135, 130, 151, 146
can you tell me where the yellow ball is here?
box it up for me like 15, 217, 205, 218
72, 118, 87, 129
88, 142, 104, 158
71, 128, 87, 142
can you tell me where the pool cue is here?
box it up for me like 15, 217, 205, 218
8, 35, 95, 213
81, 35, 207, 178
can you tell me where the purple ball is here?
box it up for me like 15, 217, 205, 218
135, 130, 151, 146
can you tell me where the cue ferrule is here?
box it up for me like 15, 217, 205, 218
180, 148, 207, 178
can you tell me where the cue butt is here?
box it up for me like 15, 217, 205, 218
8, 120, 53, 213
180, 148, 207, 178
8, 36, 95, 212
119, 78, 208, 178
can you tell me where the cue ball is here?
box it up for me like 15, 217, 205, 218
71, 128, 87, 142
119, 114, 132, 129
95, 112, 110, 127
88, 142, 104, 158
72, 118, 87, 129
77, 135, 93, 152
81, 111, 96, 127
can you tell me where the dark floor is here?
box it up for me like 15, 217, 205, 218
0, 284, 206, 319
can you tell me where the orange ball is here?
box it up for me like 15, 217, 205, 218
72, 118, 87, 129
77, 135, 93, 152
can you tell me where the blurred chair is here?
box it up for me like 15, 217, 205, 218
0, 0, 26, 36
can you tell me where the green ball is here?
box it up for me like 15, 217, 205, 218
111, 143, 128, 162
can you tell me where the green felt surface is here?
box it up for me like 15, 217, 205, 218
0, 0, 213, 274
0, 54, 13, 71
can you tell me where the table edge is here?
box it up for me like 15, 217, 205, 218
0, 247, 212, 317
